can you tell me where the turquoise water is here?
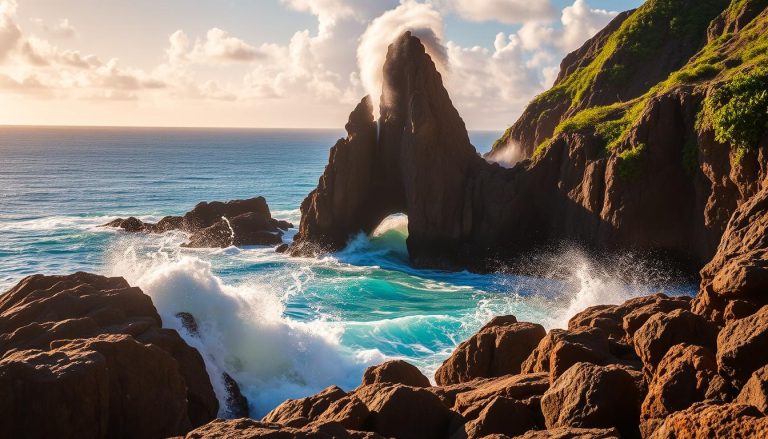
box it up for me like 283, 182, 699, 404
0, 126, 695, 416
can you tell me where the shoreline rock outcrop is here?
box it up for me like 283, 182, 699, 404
105, 196, 293, 248
0, 272, 220, 438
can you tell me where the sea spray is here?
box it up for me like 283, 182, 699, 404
107, 238, 384, 417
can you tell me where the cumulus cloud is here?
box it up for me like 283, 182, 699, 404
1, 0, 624, 128
32, 17, 76, 39
446, 0, 556, 24
168, 28, 265, 64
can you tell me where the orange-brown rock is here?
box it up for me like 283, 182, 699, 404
693, 185, 768, 323
717, 304, 768, 388
462, 396, 538, 438
361, 360, 430, 388
540, 363, 640, 438
736, 364, 768, 415
263, 386, 348, 426
648, 402, 768, 439
568, 294, 690, 343
435, 317, 545, 385
521, 328, 614, 381
513, 427, 621, 439
453, 373, 549, 420
0, 272, 218, 438
632, 309, 717, 378
640, 344, 730, 437
354, 384, 457, 439
185, 418, 383, 439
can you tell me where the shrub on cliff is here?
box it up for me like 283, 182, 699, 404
704, 67, 768, 159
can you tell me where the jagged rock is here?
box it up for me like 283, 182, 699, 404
640, 344, 730, 437
105, 197, 292, 248
513, 427, 620, 439
736, 364, 768, 414
361, 360, 430, 388
540, 363, 640, 438
461, 396, 538, 438
435, 317, 545, 385
717, 305, 768, 388
354, 384, 456, 439
453, 373, 549, 421
185, 418, 383, 439
567, 294, 691, 343
694, 185, 768, 323
521, 328, 614, 381
263, 386, 347, 425
648, 402, 768, 438
0, 272, 218, 436
632, 309, 717, 378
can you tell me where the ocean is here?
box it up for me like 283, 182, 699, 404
0, 126, 695, 416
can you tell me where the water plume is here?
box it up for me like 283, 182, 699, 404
357, 0, 447, 117
486, 140, 525, 168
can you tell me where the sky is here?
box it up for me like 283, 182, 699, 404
0, 0, 644, 130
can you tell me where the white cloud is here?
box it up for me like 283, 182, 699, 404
32, 17, 76, 39
561, 0, 617, 51
169, 28, 266, 64
445, 0, 556, 24
0, 0, 21, 62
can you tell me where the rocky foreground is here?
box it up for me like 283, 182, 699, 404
105, 196, 292, 248
2, 179, 768, 438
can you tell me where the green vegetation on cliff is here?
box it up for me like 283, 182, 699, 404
529, 0, 768, 163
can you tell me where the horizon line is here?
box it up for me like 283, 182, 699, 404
0, 123, 505, 132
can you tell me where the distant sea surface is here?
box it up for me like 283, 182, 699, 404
0, 126, 694, 416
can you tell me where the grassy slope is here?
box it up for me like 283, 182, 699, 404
529, 0, 768, 165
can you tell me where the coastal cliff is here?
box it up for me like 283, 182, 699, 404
291, 0, 768, 272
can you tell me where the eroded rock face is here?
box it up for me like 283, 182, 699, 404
0, 272, 218, 438
648, 402, 768, 439
632, 309, 718, 378
640, 344, 729, 437
540, 363, 640, 438
694, 185, 768, 323
513, 427, 621, 439
361, 360, 431, 388
105, 196, 292, 248
435, 317, 546, 385
736, 364, 768, 415
717, 305, 768, 388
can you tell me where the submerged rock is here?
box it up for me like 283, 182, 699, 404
105, 196, 292, 248
0, 272, 218, 438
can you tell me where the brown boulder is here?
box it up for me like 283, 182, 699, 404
540, 363, 640, 438
632, 309, 717, 377
513, 427, 620, 438
0, 334, 190, 438
521, 328, 613, 381
436, 318, 545, 385
263, 386, 347, 425
648, 402, 768, 438
362, 360, 430, 388
717, 304, 768, 387
462, 396, 537, 438
640, 344, 730, 437
185, 418, 383, 439
0, 272, 218, 436
453, 373, 549, 420
736, 364, 768, 414
567, 294, 690, 343
354, 384, 456, 439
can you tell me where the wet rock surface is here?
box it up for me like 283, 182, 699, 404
105, 196, 292, 248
